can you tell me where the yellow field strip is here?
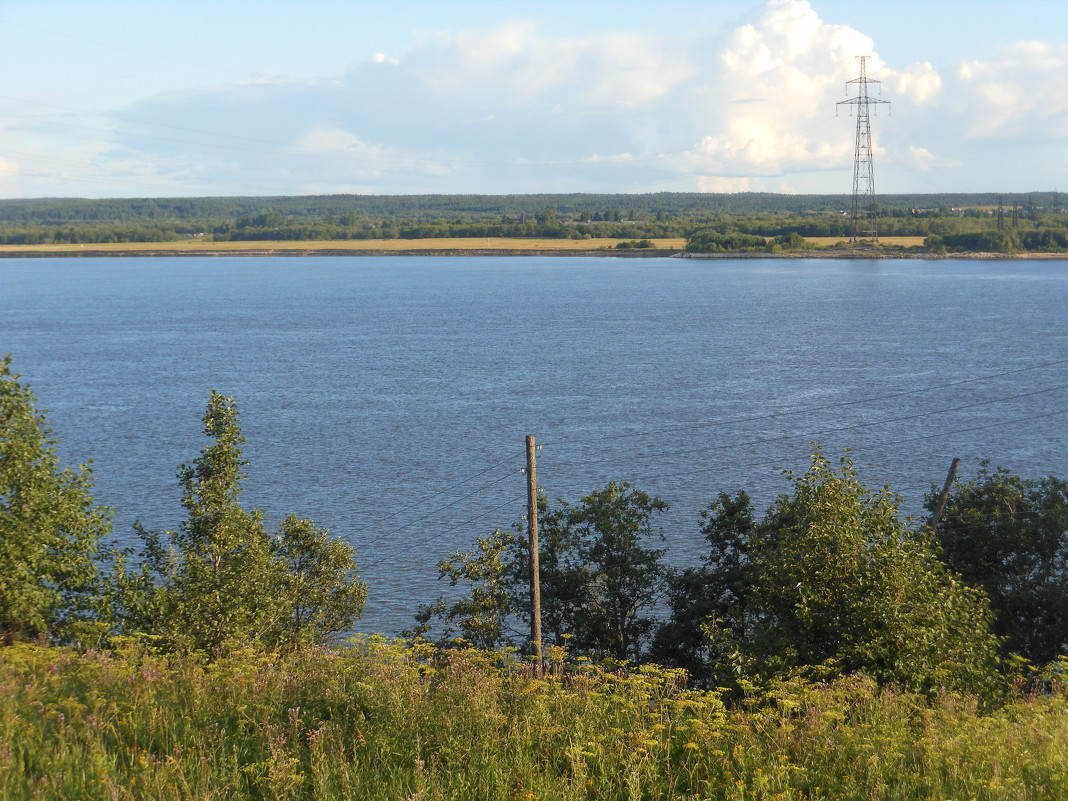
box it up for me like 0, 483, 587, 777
0, 237, 687, 255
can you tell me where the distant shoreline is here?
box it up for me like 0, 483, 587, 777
0, 247, 681, 259
0, 239, 1065, 260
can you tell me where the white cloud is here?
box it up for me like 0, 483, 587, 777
886, 62, 941, 105
292, 127, 404, 179
14, 0, 1064, 196
667, 0, 869, 182
405, 20, 696, 109
954, 41, 1068, 139
902, 144, 961, 172
697, 175, 756, 192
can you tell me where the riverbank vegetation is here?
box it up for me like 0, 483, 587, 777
1, 192, 1065, 254
3, 354, 1068, 797
4, 641, 1067, 801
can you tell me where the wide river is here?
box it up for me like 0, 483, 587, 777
3, 256, 1067, 633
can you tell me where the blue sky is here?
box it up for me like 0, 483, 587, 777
1, 0, 1065, 198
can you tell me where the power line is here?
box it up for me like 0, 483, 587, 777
609, 406, 1068, 493
360, 491, 527, 571
543, 381, 1068, 473
350, 450, 523, 538
538, 357, 1068, 451
366, 397, 1066, 579
354, 465, 522, 553
0, 95, 672, 170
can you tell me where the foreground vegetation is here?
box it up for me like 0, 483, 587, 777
4, 353, 1068, 796
4, 640, 1068, 801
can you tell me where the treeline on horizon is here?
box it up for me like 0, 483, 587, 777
4, 353, 1068, 702
1, 191, 1066, 253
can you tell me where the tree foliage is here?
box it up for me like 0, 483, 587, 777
738, 450, 1005, 698
415, 482, 668, 662
653, 451, 1007, 698
0, 356, 111, 645
0, 359, 1040, 700
410, 527, 522, 650
116, 392, 365, 654
650, 491, 754, 686
5, 192, 1064, 251
561, 483, 668, 661
930, 463, 1068, 665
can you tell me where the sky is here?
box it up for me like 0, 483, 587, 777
1, 0, 1065, 199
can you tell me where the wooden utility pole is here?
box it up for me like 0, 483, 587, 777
525, 435, 543, 675
930, 457, 961, 531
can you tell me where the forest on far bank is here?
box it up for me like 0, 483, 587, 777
1, 191, 1066, 253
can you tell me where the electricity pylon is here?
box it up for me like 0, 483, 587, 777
838, 56, 890, 242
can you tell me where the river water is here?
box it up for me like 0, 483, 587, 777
3, 255, 1067, 633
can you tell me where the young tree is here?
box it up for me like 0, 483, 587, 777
412, 483, 668, 663
565, 482, 668, 662
740, 450, 1005, 698
930, 463, 1068, 665
650, 491, 755, 686
410, 527, 523, 650
119, 392, 365, 654
0, 356, 111, 644
274, 514, 368, 649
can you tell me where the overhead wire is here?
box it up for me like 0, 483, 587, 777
308, 362, 1067, 626
538, 357, 1068, 451
1, 100, 673, 171
604, 405, 1068, 493
355, 394, 1068, 589
351, 449, 523, 533
360, 490, 528, 572
445, 413, 1068, 590
354, 463, 523, 552
538, 379, 1068, 477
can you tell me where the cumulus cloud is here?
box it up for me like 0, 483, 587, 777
405, 21, 695, 109
697, 175, 756, 192
668, 0, 954, 185
885, 61, 941, 105
954, 41, 1068, 139
53, 0, 1064, 195
902, 145, 961, 172
0, 156, 24, 196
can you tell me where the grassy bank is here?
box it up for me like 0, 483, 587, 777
3, 640, 1066, 800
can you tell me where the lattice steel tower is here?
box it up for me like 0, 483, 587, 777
838, 56, 890, 242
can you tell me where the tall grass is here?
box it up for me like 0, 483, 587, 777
2, 639, 1066, 800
